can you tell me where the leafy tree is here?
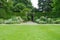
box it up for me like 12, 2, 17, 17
52, 0, 60, 18
38, 0, 53, 17
0, 0, 33, 19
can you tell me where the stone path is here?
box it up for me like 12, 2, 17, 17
20, 21, 38, 25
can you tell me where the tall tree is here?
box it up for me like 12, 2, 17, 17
0, 0, 33, 19
38, 0, 53, 12
52, 0, 60, 17
38, 0, 53, 17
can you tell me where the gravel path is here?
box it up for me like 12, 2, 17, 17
20, 21, 38, 25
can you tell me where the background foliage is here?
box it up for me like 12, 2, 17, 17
0, 0, 60, 23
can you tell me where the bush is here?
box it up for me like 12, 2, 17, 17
40, 16, 47, 21
35, 16, 47, 24
4, 19, 12, 24
54, 19, 60, 24
47, 18, 54, 24
35, 19, 40, 23
22, 16, 27, 21
35, 16, 55, 24
4, 16, 24, 24
39, 21, 47, 24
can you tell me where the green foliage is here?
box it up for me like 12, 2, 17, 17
34, 0, 60, 18
0, 0, 60, 23
12, 3, 26, 12
35, 16, 55, 24
54, 18, 60, 24
47, 18, 54, 24
0, 0, 32, 19
52, 0, 60, 17
0, 16, 24, 24
4, 16, 24, 24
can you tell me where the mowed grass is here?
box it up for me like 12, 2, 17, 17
0, 24, 60, 40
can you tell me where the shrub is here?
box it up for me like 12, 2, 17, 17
54, 19, 60, 24
39, 21, 47, 24
35, 19, 40, 23
47, 18, 54, 24
22, 16, 27, 21
4, 19, 12, 24
35, 16, 55, 24
4, 16, 24, 24
35, 16, 47, 24
40, 16, 47, 21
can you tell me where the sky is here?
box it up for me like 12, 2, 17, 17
31, 0, 38, 8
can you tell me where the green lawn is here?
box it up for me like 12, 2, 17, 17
0, 24, 60, 40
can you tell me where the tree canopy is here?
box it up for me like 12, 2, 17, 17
0, 0, 60, 19
0, 0, 33, 19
